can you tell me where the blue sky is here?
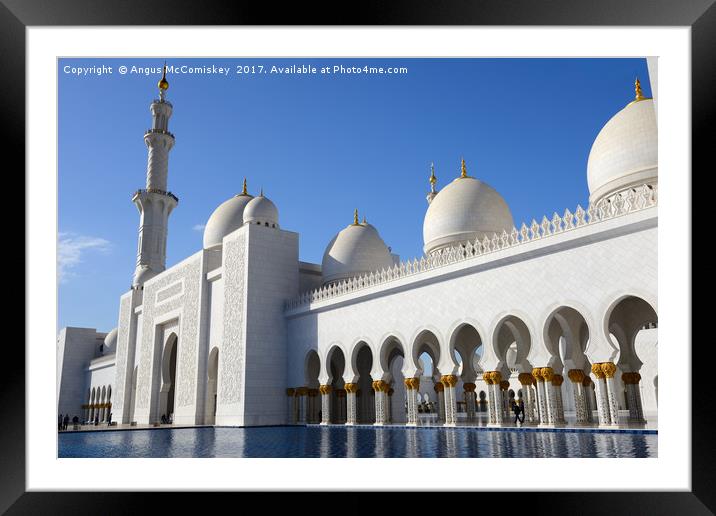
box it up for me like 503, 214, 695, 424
58, 57, 652, 333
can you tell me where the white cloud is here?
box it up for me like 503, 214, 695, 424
58, 232, 111, 283
193, 224, 206, 232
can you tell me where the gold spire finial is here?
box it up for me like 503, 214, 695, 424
241, 178, 248, 195
353, 209, 359, 225
362, 215, 367, 225
158, 62, 169, 92
634, 77, 645, 101
460, 158, 468, 179
260, 187, 264, 197
429, 162, 437, 193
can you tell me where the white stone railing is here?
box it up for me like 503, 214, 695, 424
285, 184, 657, 312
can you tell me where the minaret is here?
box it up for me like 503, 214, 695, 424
131, 64, 178, 288
426, 162, 438, 204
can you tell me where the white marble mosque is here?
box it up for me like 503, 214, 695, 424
57, 62, 658, 431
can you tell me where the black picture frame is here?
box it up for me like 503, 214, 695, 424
5, 0, 706, 513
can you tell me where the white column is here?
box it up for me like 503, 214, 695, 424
441, 375, 458, 426
623, 372, 647, 424
297, 388, 308, 424
483, 373, 496, 425
373, 380, 387, 426
345, 384, 358, 425
434, 383, 445, 423
320, 385, 332, 425
464, 383, 477, 422
533, 369, 548, 425
386, 388, 393, 424
568, 370, 588, 425
552, 375, 566, 425
591, 365, 612, 426
602, 363, 621, 426
404, 378, 419, 426
518, 374, 536, 425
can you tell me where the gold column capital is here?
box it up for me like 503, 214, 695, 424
483, 372, 494, 385
552, 374, 564, 387
344, 383, 358, 393
531, 368, 543, 382
404, 377, 420, 390
296, 387, 308, 396
567, 369, 585, 384
372, 380, 388, 392
491, 371, 502, 384
440, 374, 459, 387
600, 362, 617, 378
591, 363, 605, 379
518, 373, 533, 385
319, 385, 332, 395
336, 389, 347, 398
622, 372, 642, 384
308, 388, 319, 397
582, 376, 593, 387
540, 367, 554, 382
499, 380, 510, 391
434, 382, 444, 393
387, 388, 394, 396
463, 382, 476, 392
286, 388, 295, 397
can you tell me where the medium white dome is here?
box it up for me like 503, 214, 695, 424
587, 98, 657, 204
203, 192, 254, 249
322, 221, 394, 285
423, 175, 514, 254
103, 328, 118, 355
243, 193, 279, 228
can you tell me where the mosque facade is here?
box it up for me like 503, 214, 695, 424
57, 64, 658, 431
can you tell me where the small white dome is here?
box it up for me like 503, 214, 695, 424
587, 98, 657, 204
243, 193, 279, 228
423, 175, 514, 254
203, 192, 254, 249
103, 328, 118, 355
322, 221, 394, 285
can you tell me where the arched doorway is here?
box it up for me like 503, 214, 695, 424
159, 333, 178, 423
206, 347, 219, 425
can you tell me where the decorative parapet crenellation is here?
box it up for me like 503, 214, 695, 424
285, 184, 657, 311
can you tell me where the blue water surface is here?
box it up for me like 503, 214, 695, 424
58, 425, 657, 458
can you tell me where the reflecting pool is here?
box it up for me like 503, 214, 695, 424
58, 425, 657, 458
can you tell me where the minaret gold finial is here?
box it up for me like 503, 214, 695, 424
260, 187, 264, 197
460, 158, 468, 179
362, 215, 367, 225
158, 62, 169, 92
241, 178, 248, 195
353, 209, 359, 225
429, 162, 437, 193
634, 77, 645, 101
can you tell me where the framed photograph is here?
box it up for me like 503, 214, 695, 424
7, 0, 707, 512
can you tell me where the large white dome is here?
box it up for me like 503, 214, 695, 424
203, 192, 254, 249
423, 175, 514, 254
322, 220, 394, 286
243, 193, 279, 228
587, 98, 657, 204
